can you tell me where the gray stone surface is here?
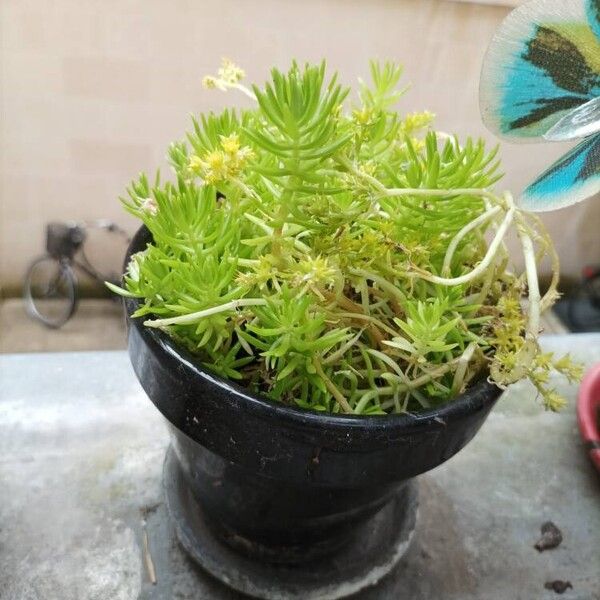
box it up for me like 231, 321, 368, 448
1, 335, 599, 600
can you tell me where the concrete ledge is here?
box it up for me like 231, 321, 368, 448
0, 298, 126, 353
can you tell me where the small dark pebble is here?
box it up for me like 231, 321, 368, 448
544, 580, 573, 594
535, 521, 563, 552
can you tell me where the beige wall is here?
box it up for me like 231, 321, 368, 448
1, 0, 599, 294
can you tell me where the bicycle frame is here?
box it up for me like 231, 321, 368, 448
24, 220, 131, 328
49, 220, 131, 286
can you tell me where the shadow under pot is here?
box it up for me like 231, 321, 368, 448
124, 226, 502, 600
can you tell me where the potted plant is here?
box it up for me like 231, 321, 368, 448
111, 60, 581, 599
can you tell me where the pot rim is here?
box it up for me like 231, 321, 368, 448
124, 225, 501, 433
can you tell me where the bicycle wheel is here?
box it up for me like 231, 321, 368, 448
23, 256, 78, 328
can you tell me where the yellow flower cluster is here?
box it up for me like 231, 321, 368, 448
293, 256, 337, 289
489, 291, 530, 384
352, 107, 374, 126
236, 255, 338, 299
490, 290, 582, 411
202, 58, 246, 91
189, 134, 254, 185
236, 256, 275, 290
399, 111, 435, 136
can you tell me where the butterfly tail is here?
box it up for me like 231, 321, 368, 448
520, 133, 600, 211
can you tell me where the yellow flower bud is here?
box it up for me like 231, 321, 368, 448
218, 58, 245, 84
220, 134, 240, 154
202, 76, 218, 89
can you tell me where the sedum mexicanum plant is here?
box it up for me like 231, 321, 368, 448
110, 59, 582, 415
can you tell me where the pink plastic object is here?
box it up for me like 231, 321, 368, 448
577, 363, 600, 472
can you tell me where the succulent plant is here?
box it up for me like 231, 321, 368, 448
110, 59, 581, 415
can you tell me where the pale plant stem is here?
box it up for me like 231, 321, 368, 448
335, 311, 398, 337
340, 161, 519, 289
339, 153, 502, 212
336, 156, 388, 193
359, 279, 371, 315
357, 366, 451, 394
516, 215, 541, 339
354, 362, 456, 413
231, 177, 260, 201
471, 195, 509, 305
522, 213, 560, 312
323, 330, 364, 366
235, 326, 254, 355
313, 360, 354, 414
410, 204, 515, 287
144, 298, 268, 328
451, 342, 477, 396
229, 257, 260, 267
348, 268, 406, 303
354, 390, 380, 414
243, 212, 311, 254
366, 348, 411, 381
364, 349, 416, 408
410, 362, 454, 384
473, 253, 504, 306
479, 194, 511, 273
244, 212, 273, 234
230, 82, 257, 100
292, 238, 312, 254
442, 206, 502, 275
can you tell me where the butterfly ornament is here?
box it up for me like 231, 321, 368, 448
480, 0, 600, 212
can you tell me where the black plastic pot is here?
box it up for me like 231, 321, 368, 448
124, 226, 502, 597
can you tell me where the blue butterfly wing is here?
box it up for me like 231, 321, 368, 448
520, 132, 600, 210
480, 0, 600, 142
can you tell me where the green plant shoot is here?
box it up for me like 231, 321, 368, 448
110, 59, 582, 415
